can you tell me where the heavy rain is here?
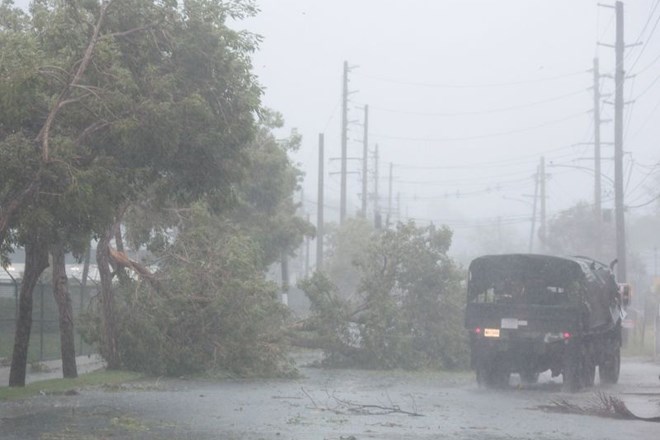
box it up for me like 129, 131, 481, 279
1, 1, 660, 439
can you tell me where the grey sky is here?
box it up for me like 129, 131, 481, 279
243, 0, 660, 254
11, 0, 660, 256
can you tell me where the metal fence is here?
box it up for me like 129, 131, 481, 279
0, 276, 98, 363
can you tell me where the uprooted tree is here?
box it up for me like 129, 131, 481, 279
300, 221, 469, 370
86, 112, 313, 377
82, 203, 296, 377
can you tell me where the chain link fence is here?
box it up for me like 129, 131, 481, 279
0, 276, 99, 364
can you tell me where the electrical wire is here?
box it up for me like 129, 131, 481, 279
393, 144, 584, 170
353, 70, 588, 90
627, 193, 660, 209
370, 111, 588, 144
633, 69, 660, 101
360, 89, 587, 117
628, 0, 660, 71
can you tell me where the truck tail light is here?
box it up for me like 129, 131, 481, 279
563, 332, 571, 340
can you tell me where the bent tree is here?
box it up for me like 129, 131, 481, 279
1, 0, 263, 383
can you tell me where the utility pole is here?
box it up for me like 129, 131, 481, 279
529, 165, 540, 253
387, 162, 393, 228
540, 157, 547, 252
374, 144, 381, 228
280, 251, 289, 306
316, 134, 324, 271
593, 57, 603, 259
304, 213, 310, 278
396, 192, 401, 223
340, 61, 348, 224
613, 0, 627, 282
362, 105, 369, 217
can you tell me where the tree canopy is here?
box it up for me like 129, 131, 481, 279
2, 0, 310, 380
301, 221, 468, 370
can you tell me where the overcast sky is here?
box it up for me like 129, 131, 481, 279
240, 0, 660, 256
12, 0, 660, 257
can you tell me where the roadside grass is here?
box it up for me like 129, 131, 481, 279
0, 369, 143, 401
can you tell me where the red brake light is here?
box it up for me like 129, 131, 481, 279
474, 327, 482, 334
563, 332, 571, 339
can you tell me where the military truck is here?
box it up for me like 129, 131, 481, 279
464, 254, 626, 391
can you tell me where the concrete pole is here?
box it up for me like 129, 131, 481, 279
340, 61, 348, 224
614, 1, 627, 281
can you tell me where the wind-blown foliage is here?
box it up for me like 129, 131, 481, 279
83, 203, 294, 377
302, 221, 468, 370
2, 0, 308, 380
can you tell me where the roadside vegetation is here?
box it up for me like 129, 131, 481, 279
300, 220, 470, 370
2, 0, 471, 382
0, 369, 142, 401
1, 0, 310, 383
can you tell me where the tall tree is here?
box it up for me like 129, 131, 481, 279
51, 242, 77, 378
2, 0, 263, 380
8, 237, 49, 386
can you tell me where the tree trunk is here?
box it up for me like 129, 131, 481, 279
97, 225, 121, 369
8, 238, 49, 387
96, 219, 121, 370
51, 242, 78, 378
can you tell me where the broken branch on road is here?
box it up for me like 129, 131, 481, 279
300, 387, 424, 417
537, 392, 660, 422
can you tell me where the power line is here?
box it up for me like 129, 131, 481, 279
360, 89, 586, 117
625, 160, 660, 201
370, 111, 587, 144
633, 68, 660, 101
628, 0, 660, 70
393, 144, 590, 171
634, 50, 660, 75
627, 193, 660, 209
354, 70, 587, 89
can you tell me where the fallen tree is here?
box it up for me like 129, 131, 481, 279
299, 221, 469, 370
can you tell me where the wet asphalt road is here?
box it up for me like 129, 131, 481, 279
1, 353, 659, 440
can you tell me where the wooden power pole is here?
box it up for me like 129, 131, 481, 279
316, 134, 324, 271
362, 105, 369, 217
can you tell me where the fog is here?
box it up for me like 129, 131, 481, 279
243, 0, 660, 261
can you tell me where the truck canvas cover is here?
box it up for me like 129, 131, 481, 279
466, 254, 619, 332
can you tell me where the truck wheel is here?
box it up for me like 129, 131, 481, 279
520, 370, 540, 384
562, 358, 581, 392
581, 358, 596, 387
491, 367, 511, 388
562, 342, 583, 392
600, 346, 620, 384
476, 361, 510, 388
476, 364, 488, 387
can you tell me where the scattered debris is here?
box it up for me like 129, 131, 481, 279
300, 387, 424, 417
537, 392, 660, 422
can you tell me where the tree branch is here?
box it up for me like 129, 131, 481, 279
36, 0, 112, 162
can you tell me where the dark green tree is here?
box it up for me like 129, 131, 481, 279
1, 0, 263, 382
